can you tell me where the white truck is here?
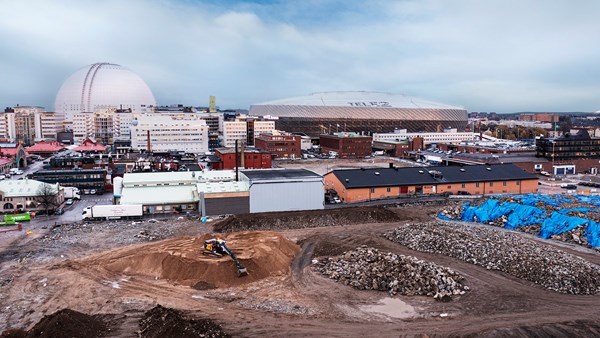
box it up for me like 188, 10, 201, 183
63, 187, 81, 200
82, 204, 143, 220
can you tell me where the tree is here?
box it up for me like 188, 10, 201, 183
36, 183, 59, 215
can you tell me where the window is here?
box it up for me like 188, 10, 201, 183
516, 181, 520, 186
503, 181, 507, 186
461, 183, 466, 188
490, 182, 494, 187
387, 187, 391, 193
476, 182, 480, 187
370, 188, 375, 193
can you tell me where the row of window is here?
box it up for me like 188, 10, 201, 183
368, 181, 520, 193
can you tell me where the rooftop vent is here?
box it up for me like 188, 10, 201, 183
418, 170, 424, 174
345, 178, 350, 182
460, 168, 466, 172
374, 172, 380, 176
486, 167, 492, 171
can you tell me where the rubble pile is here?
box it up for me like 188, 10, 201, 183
139, 305, 230, 338
384, 222, 600, 294
214, 206, 400, 232
41, 218, 176, 243
314, 246, 468, 301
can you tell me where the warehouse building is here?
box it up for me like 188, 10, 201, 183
241, 169, 324, 213
324, 164, 538, 203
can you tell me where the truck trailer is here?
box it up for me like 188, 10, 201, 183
63, 187, 81, 200
82, 204, 143, 220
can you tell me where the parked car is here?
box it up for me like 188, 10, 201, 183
65, 198, 74, 205
457, 191, 471, 195
90, 189, 97, 195
0, 175, 5, 180
333, 197, 342, 204
55, 208, 64, 215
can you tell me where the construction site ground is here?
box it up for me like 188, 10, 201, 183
1, 204, 600, 337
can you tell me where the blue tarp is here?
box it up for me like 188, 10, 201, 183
441, 194, 600, 248
539, 212, 588, 239
512, 194, 572, 207
461, 199, 545, 229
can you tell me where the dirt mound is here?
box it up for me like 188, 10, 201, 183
86, 231, 300, 288
214, 206, 401, 232
139, 305, 230, 338
0, 309, 107, 338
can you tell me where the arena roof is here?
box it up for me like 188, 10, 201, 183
253, 91, 463, 110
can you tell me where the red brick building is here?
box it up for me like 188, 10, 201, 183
519, 113, 559, 123
320, 132, 372, 158
213, 148, 272, 170
372, 137, 424, 158
254, 134, 301, 159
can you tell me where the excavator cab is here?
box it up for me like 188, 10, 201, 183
203, 238, 248, 277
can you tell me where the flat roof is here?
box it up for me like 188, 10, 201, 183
242, 168, 321, 181
330, 163, 537, 189
123, 170, 236, 185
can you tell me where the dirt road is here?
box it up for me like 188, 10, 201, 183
1, 205, 600, 337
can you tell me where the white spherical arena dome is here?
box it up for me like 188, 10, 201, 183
54, 63, 156, 121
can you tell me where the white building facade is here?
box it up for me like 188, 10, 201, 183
373, 129, 480, 145
130, 115, 209, 153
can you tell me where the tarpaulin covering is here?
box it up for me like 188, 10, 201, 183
442, 194, 600, 248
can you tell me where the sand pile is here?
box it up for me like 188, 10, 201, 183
85, 231, 300, 288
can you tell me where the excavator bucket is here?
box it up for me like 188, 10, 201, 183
237, 267, 248, 277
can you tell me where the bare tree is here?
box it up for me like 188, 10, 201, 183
36, 183, 59, 215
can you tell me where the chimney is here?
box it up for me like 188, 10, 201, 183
146, 130, 151, 153
235, 139, 239, 181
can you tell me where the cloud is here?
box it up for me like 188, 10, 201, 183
0, 0, 599, 112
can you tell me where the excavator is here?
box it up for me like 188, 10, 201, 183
202, 238, 248, 277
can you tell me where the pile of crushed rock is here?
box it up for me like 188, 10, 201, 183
214, 206, 401, 232
384, 222, 600, 295
314, 246, 468, 301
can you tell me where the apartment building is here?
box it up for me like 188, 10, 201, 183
34, 111, 65, 142
222, 119, 276, 148
130, 115, 209, 153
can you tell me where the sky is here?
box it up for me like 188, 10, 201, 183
1, 0, 599, 112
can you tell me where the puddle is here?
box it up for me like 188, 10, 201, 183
360, 297, 415, 319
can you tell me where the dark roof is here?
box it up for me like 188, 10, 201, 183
556, 129, 591, 140
330, 164, 537, 189
242, 168, 321, 181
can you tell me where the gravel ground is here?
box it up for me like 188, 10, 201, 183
384, 221, 600, 295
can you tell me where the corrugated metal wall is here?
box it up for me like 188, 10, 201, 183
249, 181, 324, 213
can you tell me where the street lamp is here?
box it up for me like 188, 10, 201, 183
551, 140, 555, 177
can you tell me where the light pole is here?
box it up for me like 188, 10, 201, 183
551, 140, 555, 177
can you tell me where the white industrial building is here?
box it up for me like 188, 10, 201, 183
241, 168, 324, 213
117, 168, 323, 215
373, 128, 480, 145
130, 115, 209, 153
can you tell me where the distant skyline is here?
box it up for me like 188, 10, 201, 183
1, 0, 600, 112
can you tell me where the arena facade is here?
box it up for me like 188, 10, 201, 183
249, 91, 468, 137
